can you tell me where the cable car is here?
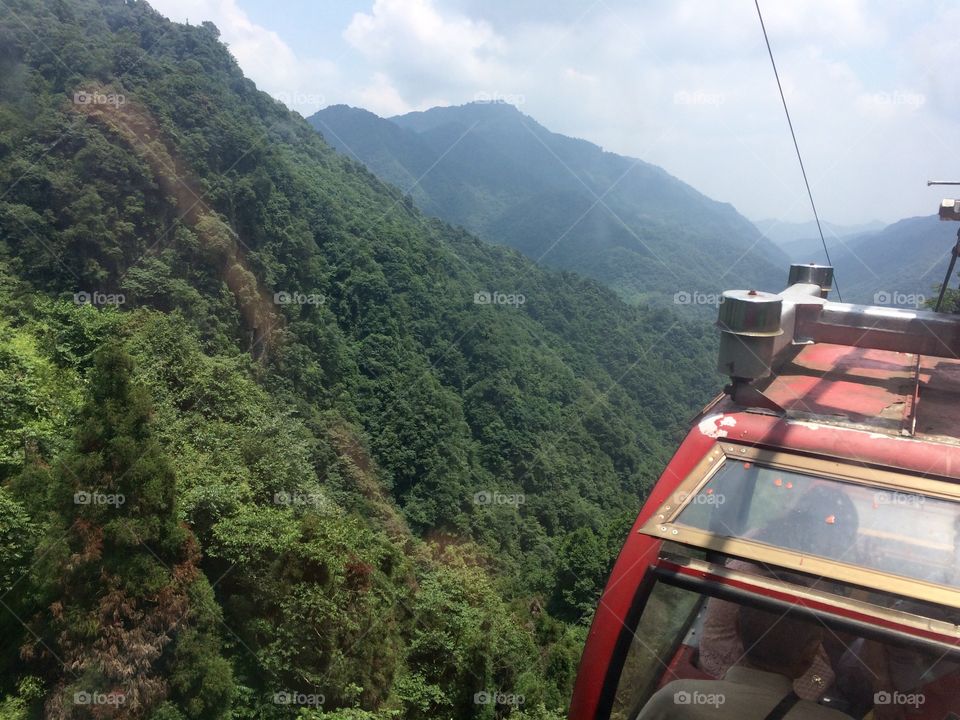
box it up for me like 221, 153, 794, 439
569, 263, 960, 719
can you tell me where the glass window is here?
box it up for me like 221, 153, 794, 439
610, 581, 703, 720
610, 580, 960, 720
673, 460, 960, 588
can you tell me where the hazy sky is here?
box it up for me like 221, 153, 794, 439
149, 0, 960, 226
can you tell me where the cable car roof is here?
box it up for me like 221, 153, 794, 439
642, 266, 960, 609
757, 342, 960, 446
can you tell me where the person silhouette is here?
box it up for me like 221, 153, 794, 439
637, 604, 850, 719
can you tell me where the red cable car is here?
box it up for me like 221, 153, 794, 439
570, 263, 960, 719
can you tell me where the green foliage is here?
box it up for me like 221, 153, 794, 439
0, 0, 725, 716
928, 272, 960, 313
396, 547, 540, 719
209, 505, 408, 709
0, 312, 81, 479
0, 676, 43, 720
15, 343, 233, 718
299, 710, 401, 720
0, 487, 35, 588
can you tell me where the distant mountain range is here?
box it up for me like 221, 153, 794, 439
753, 218, 885, 248
750, 214, 955, 307
753, 218, 885, 266
815, 215, 956, 306
309, 103, 788, 308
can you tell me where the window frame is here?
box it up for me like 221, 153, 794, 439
639, 442, 960, 609
606, 556, 960, 720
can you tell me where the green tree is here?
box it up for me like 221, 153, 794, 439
19, 343, 232, 719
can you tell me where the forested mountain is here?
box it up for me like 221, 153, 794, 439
0, 1, 721, 718
815, 215, 954, 305
309, 104, 788, 307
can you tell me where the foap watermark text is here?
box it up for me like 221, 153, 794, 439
474, 291, 525, 306
75, 491, 125, 507
874, 290, 925, 308
474, 690, 524, 707
674, 290, 724, 307
274, 291, 325, 306
74, 90, 126, 107
674, 690, 725, 707
473, 490, 525, 507
74, 290, 125, 307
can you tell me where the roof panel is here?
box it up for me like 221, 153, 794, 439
758, 343, 960, 444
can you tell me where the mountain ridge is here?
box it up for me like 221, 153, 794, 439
754, 217, 887, 247
310, 102, 789, 307
828, 214, 953, 304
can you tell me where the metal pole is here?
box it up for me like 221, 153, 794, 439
935, 228, 960, 313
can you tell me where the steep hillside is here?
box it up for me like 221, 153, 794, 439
0, 1, 722, 718
310, 104, 788, 308
824, 215, 954, 305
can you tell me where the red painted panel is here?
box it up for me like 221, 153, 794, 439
570, 343, 960, 719
568, 428, 716, 719
728, 410, 960, 480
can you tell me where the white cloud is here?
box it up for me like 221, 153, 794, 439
344, 0, 509, 101
148, 0, 339, 116
148, 0, 960, 224
563, 67, 597, 84
355, 72, 415, 117
427, 0, 947, 225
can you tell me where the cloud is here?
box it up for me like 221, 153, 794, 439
344, 0, 509, 102
149, 0, 959, 224
148, 0, 338, 116
419, 0, 943, 225
355, 72, 415, 117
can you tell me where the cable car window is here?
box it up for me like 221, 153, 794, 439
610, 581, 703, 720
609, 579, 960, 720
672, 459, 960, 590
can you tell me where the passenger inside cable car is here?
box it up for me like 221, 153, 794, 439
607, 455, 960, 720
635, 603, 848, 719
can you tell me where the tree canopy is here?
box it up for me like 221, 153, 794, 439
0, 0, 722, 717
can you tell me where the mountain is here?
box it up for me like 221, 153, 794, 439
823, 215, 956, 305
309, 104, 788, 307
744, 215, 954, 306
0, 1, 723, 717
753, 218, 886, 248
753, 217, 885, 268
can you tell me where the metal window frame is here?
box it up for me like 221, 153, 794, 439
605, 556, 960, 720
651, 556, 960, 655
639, 443, 960, 609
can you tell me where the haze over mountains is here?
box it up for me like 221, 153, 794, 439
756, 213, 953, 306
309, 104, 959, 310
753, 218, 885, 248
820, 215, 954, 305
310, 103, 789, 307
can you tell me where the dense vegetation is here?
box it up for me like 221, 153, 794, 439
0, 0, 720, 717
309, 104, 787, 308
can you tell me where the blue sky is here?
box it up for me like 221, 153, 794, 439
150, 0, 960, 228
